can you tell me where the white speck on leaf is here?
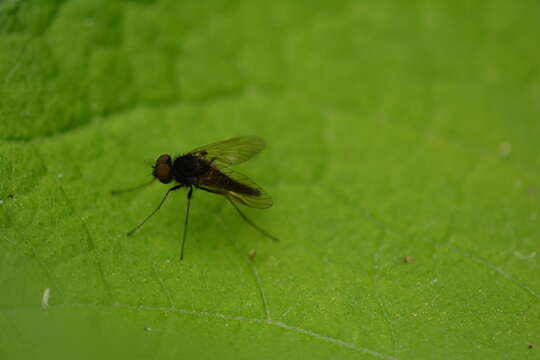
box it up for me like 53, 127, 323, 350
41, 288, 50, 309
513, 251, 536, 260
499, 142, 512, 156
281, 307, 292, 318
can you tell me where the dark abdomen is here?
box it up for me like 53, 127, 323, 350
201, 169, 260, 196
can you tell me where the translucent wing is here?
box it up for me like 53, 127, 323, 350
188, 136, 265, 165
195, 164, 273, 209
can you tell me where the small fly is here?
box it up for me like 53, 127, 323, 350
112, 136, 278, 260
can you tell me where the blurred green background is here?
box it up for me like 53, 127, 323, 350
1, 1, 539, 359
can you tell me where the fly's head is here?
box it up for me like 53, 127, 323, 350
152, 154, 173, 184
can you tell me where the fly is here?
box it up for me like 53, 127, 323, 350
112, 136, 278, 260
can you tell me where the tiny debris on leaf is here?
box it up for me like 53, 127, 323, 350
529, 344, 534, 349
499, 142, 512, 157
249, 249, 257, 260
403, 256, 414, 263
41, 288, 50, 309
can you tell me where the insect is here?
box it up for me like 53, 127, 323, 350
112, 136, 278, 260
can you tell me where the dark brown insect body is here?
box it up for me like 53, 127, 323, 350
204, 167, 261, 195
112, 136, 277, 260
173, 154, 211, 184
173, 154, 257, 196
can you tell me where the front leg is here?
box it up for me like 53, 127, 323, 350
127, 184, 183, 236
180, 186, 194, 260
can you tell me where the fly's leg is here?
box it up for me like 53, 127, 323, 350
126, 184, 183, 236
180, 186, 193, 260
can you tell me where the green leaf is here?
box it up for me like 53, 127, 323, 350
1, 1, 539, 359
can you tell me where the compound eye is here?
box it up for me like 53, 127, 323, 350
153, 154, 173, 183
154, 163, 173, 183
156, 154, 171, 166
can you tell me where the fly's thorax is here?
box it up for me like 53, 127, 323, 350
173, 154, 211, 183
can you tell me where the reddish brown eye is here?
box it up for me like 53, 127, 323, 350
156, 154, 171, 166
153, 154, 173, 183
154, 163, 172, 183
